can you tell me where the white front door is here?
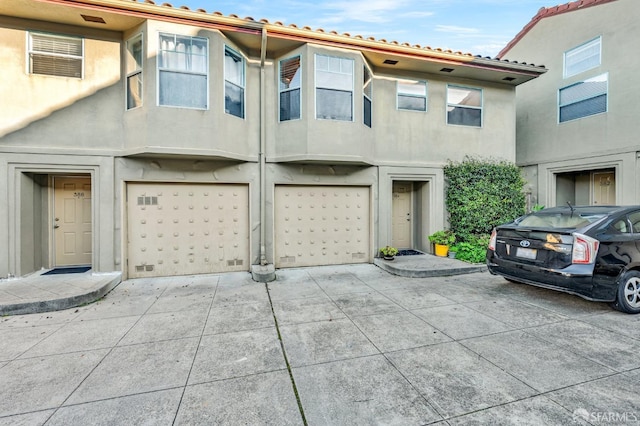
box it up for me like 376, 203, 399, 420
392, 181, 412, 249
53, 176, 92, 266
593, 171, 615, 205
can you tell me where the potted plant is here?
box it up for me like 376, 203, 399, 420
428, 230, 456, 257
379, 246, 399, 260
448, 244, 460, 259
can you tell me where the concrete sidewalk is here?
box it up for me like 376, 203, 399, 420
0, 253, 477, 316
0, 270, 121, 316
0, 265, 638, 425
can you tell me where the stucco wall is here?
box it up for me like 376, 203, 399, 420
503, 0, 640, 168
0, 16, 123, 152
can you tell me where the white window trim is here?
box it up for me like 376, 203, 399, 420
156, 32, 209, 110
27, 31, 84, 79
396, 80, 427, 112
125, 32, 143, 111
557, 72, 608, 123
446, 84, 483, 128
563, 36, 601, 79
314, 53, 355, 122
278, 55, 302, 122
224, 45, 246, 119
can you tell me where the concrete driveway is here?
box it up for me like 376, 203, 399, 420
1, 264, 639, 425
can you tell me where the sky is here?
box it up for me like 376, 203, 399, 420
171, 0, 555, 58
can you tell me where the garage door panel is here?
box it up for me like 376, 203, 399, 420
127, 183, 249, 278
275, 186, 370, 268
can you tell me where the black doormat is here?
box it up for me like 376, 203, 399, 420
42, 266, 91, 275
397, 249, 425, 256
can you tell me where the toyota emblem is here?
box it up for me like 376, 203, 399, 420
520, 240, 531, 248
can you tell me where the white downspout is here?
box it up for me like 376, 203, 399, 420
259, 27, 268, 266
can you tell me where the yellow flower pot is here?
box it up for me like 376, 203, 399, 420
434, 244, 449, 257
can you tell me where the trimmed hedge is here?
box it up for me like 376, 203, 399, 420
444, 157, 526, 243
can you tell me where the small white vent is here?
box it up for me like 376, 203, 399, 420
227, 259, 244, 266
279, 256, 296, 263
352, 252, 366, 259
137, 196, 158, 206
135, 265, 155, 272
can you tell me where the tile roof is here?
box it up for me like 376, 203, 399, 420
124, 0, 544, 71
132, 0, 474, 56
498, 0, 618, 58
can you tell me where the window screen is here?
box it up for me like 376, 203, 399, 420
564, 37, 601, 78
559, 73, 607, 122
29, 33, 83, 78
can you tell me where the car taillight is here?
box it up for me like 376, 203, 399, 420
572, 233, 599, 264
488, 229, 497, 251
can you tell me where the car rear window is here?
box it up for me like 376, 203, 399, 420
517, 213, 606, 229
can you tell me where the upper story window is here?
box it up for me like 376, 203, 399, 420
224, 46, 245, 118
315, 54, 354, 121
446, 85, 482, 127
559, 73, 608, 123
564, 37, 601, 78
397, 80, 427, 111
363, 66, 372, 128
279, 56, 301, 121
28, 32, 83, 78
158, 33, 208, 109
126, 33, 143, 110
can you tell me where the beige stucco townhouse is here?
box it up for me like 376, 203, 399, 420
499, 0, 639, 209
0, 0, 545, 280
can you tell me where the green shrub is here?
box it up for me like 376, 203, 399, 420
444, 157, 525, 242
428, 230, 456, 246
454, 234, 490, 263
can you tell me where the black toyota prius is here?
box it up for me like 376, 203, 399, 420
486, 205, 640, 314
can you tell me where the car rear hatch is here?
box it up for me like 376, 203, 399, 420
493, 228, 574, 268
490, 209, 604, 269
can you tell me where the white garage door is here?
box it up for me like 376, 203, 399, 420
127, 183, 249, 278
275, 185, 370, 268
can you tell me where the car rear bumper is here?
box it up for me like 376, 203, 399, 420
486, 253, 613, 302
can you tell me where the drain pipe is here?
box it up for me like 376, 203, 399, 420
251, 27, 276, 282
259, 27, 268, 267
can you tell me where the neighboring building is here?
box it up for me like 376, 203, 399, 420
499, 0, 637, 209
0, 0, 545, 280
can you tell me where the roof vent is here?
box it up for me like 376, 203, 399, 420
81, 14, 106, 23
383, 59, 398, 65
502, 77, 516, 81
440, 67, 454, 73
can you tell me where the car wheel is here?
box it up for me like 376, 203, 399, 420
613, 270, 640, 314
